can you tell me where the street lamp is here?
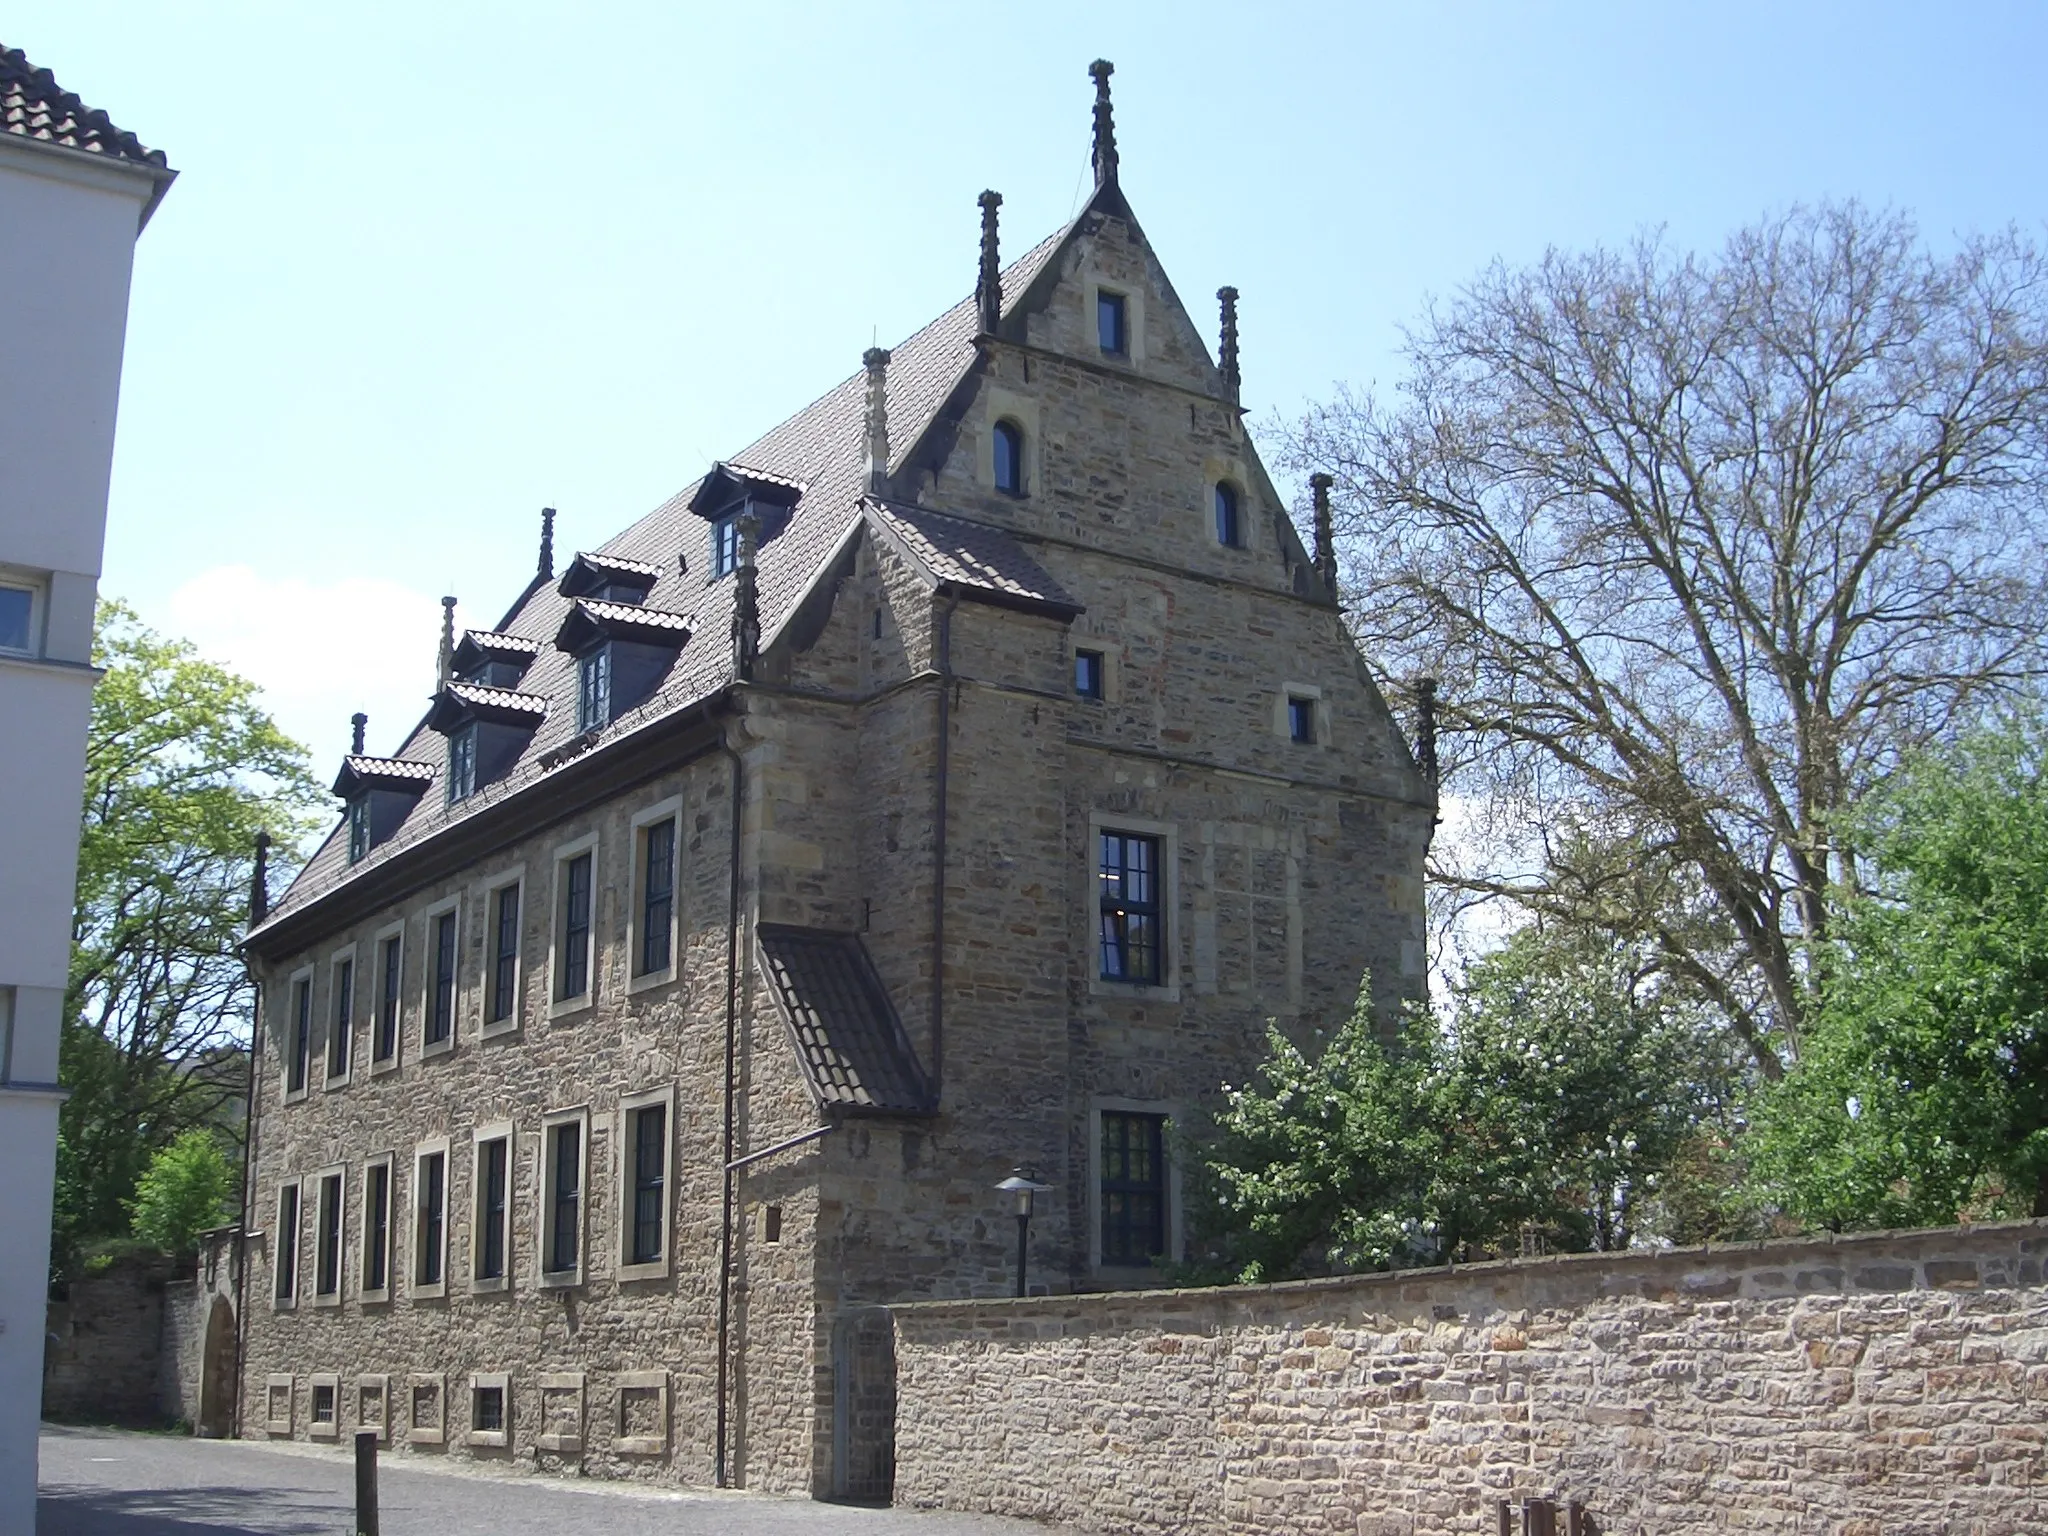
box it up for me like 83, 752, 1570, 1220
994, 1168, 1053, 1298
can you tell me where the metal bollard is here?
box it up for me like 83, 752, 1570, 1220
354, 1429, 379, 1536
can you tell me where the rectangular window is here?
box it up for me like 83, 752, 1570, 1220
287, 976, 311, 1095
327, 958, 353, 1081
0, 580, 35, 655
427, 909, 457, 1046
312, 1380, 336, 1426
471, 1374, 509, 1446
474, 1383, 504, 1433
488, 883, 520, 1025
314, 1171, 344, 1299
447, 725, 477, 804
1097, 290, 1128, 355
577, 647, 611, 733
1101, 1111, 1167, 1266
273, 1182, 300, 1303
475, 1134, 510, 1283
713, 515, 741, 577
1098, 831, 1163, 984
1288, 695, 1317, 744
1074, 649, 1104, 700
348, 797, 370, 863
415, 1149, 446, 1288
543, 1119, 582, 1278
362, 1159, 392, 1297
637, 819, 675, 977
374, 934, 402, 1063
558, 853, 593, 1001
629, 1104, 667, 1267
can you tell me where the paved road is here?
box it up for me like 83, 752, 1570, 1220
38, 1425, 1061, 1536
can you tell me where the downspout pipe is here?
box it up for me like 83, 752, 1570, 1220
930, 596, 957, 1098
714, 722, 744, 1488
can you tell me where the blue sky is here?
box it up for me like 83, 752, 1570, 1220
12, 1, 2048, 776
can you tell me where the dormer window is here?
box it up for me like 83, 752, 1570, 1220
451, 630, 542, 692
1097, 291, 1128, 355
333, 753, 435, 863
447, 725, 478, 804
712, 514, 742, 578
348, 798, 370, 863
993, 420, 1025, 497
578, 647, 612, 733
594, 582, 644, 604
470, 660, 525, 689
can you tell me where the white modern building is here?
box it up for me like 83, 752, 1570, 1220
0, 44, 172, 1529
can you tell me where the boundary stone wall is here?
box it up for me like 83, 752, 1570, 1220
891, 1221, 2048, 1535
42, 1251, 179, 1424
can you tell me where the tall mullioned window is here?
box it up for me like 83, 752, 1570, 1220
577, 647, 611, 733
1100, 1111, 1167, 1266
558, 853, 593, 1001
363, 1161, 391, 1294
274, 1182, 300, 1302
315, 1172, 344, 1298
415, 1150, 446, 1287
447, 726, 477, 804
713, 514, 742, 578
638, 819, 675, 977
475, 1136, 509, 1282
288, 977, 311, 1094
427, 911, 457, 1046
1098, 831, 1162, 984
327, 959, 352, 1080
487, 883, 520, 1025
374, 935, 401, 1062
629, 1104, 667, 1266
544, 1121, 581, 1277
347, 797, 370, 863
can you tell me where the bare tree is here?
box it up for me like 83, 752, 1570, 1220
1288, 205, 2048, 1075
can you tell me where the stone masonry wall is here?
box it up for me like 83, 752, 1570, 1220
43, 1251, 179, 1424
892, 1221, 2048, 1535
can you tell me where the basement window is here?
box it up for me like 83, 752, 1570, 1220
471, 1375, 508, 1447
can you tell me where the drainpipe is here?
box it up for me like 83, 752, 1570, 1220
930, 597, 957, 1098
714, 721, 744, 1487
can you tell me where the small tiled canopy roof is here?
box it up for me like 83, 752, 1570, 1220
332, 754, 436, 798
866, 499, 1083, 618
425, 680, 548, 732
558, 550, 665, 599
2, 46, 168, 167
755, 925, 935, 1116
553, 598, 693, 652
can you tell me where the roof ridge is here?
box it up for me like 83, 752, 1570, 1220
1, 44, 169, 169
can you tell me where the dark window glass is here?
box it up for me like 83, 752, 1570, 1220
327, 960, 352, 1079
477, 1138, 508, 1280
559, 854, 592, 1000
274, 1184, 299, 1301
488, 884, 519, 1024
348, 797, 370, 863
365, 1163, 390, 1293
1098, 291, 1128, 354
713, 514, 741, 577
418, 1152, 445, 1286
1214, 482, 1241, 547
1074, 650, 1104, 699
0, 584, 32, 652
577, 646, 611, 733
474, 1386, 504, 1433
447, 726, 477, 803
1098, 831, 1163, 984
427, 911, 457, 1045
1289, 695, 1317, 744
316, 1173, 343, 1297
1101, 1111, 1167, 1266
546, 1123, 581, 1275
993, 420, 1024, 496
312, 1383, 336, 1424
638, 820, 675, 976
288, 978, 311, 1094
375, 936, 401, 1061
631, 1105, 667, 1266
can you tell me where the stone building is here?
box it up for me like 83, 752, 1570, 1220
239, 61, 1434, 1499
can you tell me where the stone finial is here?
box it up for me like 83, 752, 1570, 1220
1414, 676, 1440, 783
732, 511, 761, 681
350, 712, 367, 755
1089, 60, 1119, 190
538, 507, 556, 580
437, 596, 457, 690
863, 347, 892, 496
249, 830, 272, 925
976, 190, 1004, 335
1217, 286, 1241, 400
1309, 472, 1338, 597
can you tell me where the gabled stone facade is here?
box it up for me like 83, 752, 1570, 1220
239, 63, 1433, 1498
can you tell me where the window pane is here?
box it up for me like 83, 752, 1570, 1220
489, 884, 519, 1023
1289, 697, 1316, 743
548, 1123, 581, 1274
993, 421, 1022, 495
1101, 1112, 1167, 1265
0, 586, 31, 652
366, 1164, 389, 1291
1098, 833, 1162, 983
479, 1139, 507, 1279
348, 798, 369, 863
639, 820, 675, 976
376, 937, 401, 1060
317, 1174, 342, 1296
1075, 651, 1102, 698
578, 647, 611, 733
329, 961, 352, 1078
429, 912, 457, 1043
632, 1105, 666, 1264
275, 1185, 299, 1300
1215, 482, 1239, 546
1098, 292, 1127, 353
419, 1154, 445, 1285
561, 854, 592, 999
289, 979, 311, 1092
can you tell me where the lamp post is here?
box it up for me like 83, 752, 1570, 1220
994, 1168, 1052, 1298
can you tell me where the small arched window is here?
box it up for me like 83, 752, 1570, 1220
1214, 481, 1241, 547
993, 419, 1024, 496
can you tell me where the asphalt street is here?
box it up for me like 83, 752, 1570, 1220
37, 1425, 1062, 1536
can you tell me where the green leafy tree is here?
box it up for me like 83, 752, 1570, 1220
1193, 933, 1733, 1281
128, 1128, 236, 1255
1748, 712, 2048, 1228
54, 601, 321, 1275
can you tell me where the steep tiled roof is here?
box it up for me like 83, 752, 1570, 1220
331, 755, 436, 797
866, 500, 1082, 617
756, 925, 935, 1115
259, 219, 1075, 932
458, 629, 542, 657
2, 46, 168, 168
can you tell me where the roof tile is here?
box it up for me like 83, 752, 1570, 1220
2, 46, 167, 168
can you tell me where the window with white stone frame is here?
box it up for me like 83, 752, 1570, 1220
617, 1087, 673, 1281
480, 868, 524, 1037
470, 1372, 510, 1449
360, 1154, 395, 1302
412, 1138, 449, 1298
370, 923, 403, 1071
283, 966, 314, 1100
628, 798, 681, 991
1089, 1098, 1181, 1276
1273, 682, 1328, 749
272, 1179, 301, 1308
1087, 813, 1181, 1001
539, 1107, 589, 1288
325, 946, 356, 1086
311, 1166, 345, 1305
419, 896, 460, 1056
548, 832, 599, 1017
471, 1122, 513, 1292
309, 1373, 339, 1439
